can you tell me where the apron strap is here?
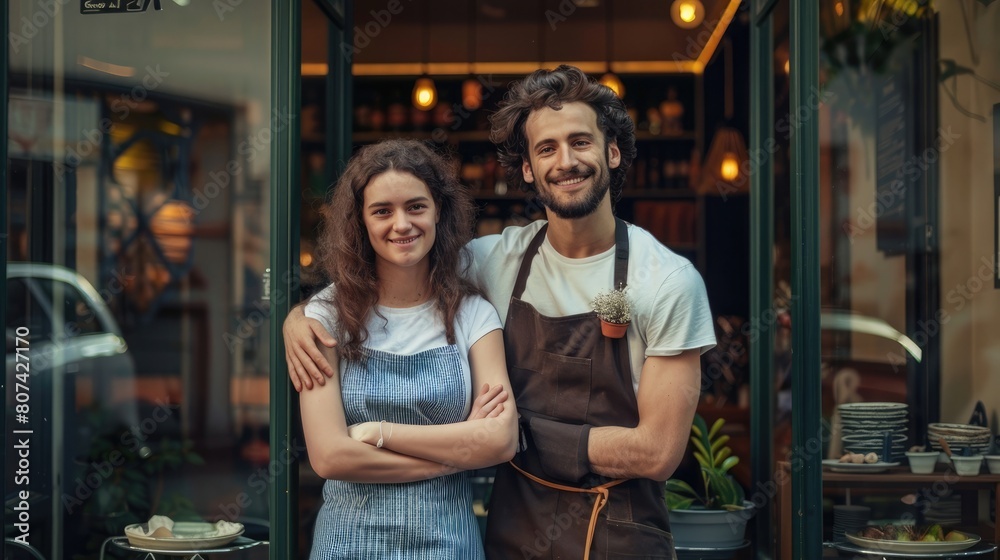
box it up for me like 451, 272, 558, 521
508, 460, 626, 560
511, 224, 549, 299
613, 218, 629, 290
512, 220, 630, 300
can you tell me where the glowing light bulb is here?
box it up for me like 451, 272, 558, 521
720, 153, 740, 182
412, 77, 437, 111
599, 73, 625, 98
679, 2, 697, 23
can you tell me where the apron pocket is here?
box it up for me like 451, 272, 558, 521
541, 351, 592, 421
604, 520, 676, 559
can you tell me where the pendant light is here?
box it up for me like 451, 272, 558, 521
670, 0, 705, 29
461, 0, 482, 111
599, 1, 624, 98
412, 77, 437, 111
699, 39, 749, 194
412, 0, 437, 111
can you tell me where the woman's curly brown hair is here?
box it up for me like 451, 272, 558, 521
315, 139, 480, 362
489, 64, 637, 205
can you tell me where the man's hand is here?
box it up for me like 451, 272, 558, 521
284, 304, 337, 392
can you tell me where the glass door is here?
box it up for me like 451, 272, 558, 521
4, 2, 278, 558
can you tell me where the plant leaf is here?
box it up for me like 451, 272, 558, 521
666, 479, 700, 498
708, 417, 725, 440
720, 455, 740, 474
704, 468, 740, 508
691, 438, 710, 462
693, 450, 710, 468
714, 446, 732, 467
666, 494, 696, 510
711, 434, 731, 453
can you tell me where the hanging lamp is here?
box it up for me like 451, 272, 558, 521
412, 0, 437, 111
599, 1, 624, 98
461, 0, 482, 111
699, 39, 749, 195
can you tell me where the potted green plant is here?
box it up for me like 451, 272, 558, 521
591, 285, 631, 338
666, 414, 753, 549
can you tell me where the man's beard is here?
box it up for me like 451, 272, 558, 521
535, 162, 611, 219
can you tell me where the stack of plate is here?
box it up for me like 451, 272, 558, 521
922, 495, 962, 526
832, 505, 871, 542
928, 423, 992, 455
838, 402, 909, 462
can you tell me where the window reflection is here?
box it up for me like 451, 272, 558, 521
5, 0, 272, 557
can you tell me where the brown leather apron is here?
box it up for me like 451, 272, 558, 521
485, 219, 676, 560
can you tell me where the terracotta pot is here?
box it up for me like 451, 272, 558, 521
600, 319, 629, 338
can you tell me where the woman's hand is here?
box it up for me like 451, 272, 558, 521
468, 383, 508, 421
284, 304, 338, 392
347, 422, 380, 446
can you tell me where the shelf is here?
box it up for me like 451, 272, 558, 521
352, 130, 696, 144
634, 131, 696, 141
620, 189, 699, 199
468, 189, 700, 201
352, 130, 492, 143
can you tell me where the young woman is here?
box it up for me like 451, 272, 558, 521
299, 140, 518, 560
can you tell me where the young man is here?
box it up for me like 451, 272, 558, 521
285, 65, 716, 559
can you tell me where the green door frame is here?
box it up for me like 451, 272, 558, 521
749, 0, 774, 557
269, 2, 353, 557
269, 1, 301, 558
0, 0, 9, 495
788, 0, 822, 557
750, 0, 822, 558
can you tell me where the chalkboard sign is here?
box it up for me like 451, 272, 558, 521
80, 0, 161, 15
875, 51, 914, 256
994, 103, 999, 288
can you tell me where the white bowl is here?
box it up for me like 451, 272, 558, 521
985, 455, 1000, 475
905, 451, 939, 474
951, 455, 983, 476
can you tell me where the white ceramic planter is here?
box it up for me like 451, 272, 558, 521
668, 502, 755, 549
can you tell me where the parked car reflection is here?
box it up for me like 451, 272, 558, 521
5, 263, 140, 550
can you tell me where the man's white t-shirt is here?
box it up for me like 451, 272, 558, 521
305, 289, 502, 415
465, 221, 716, 392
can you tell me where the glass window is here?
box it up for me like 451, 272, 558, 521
816, 0, 1000, 552
30, 277, 104, 337
6, 278, 50, 339
5, 1, 273, 557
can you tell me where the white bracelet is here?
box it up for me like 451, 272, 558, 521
376, 420, 386, 448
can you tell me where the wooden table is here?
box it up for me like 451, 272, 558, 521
777, 463, 999, 559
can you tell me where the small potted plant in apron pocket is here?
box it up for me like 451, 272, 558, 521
591, 285, 631, 338
666, 414, 754, 551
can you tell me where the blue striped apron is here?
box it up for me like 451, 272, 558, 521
309, 346, 485, 560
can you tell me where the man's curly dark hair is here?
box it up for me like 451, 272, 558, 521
489, 65, 637, 205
